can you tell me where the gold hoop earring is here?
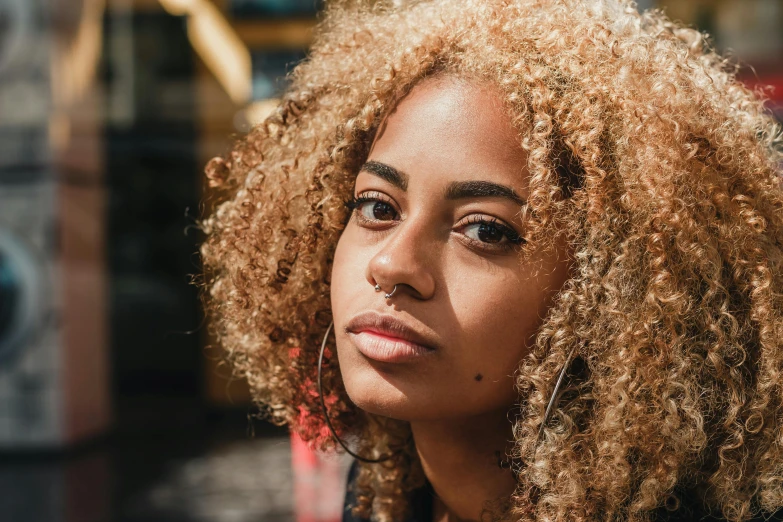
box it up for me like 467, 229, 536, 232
536, 346, 577, 446
317, 321, 396, 463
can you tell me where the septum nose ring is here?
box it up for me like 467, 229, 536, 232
374, 283, 398, 299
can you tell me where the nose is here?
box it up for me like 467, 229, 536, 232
365, 215, 437, 301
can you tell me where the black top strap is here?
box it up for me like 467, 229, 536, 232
342, 460, 434, 522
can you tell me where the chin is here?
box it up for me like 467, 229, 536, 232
340, 363, 434, 421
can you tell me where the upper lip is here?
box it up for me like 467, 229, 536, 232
346, 311, 438, 349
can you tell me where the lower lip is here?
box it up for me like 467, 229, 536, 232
348, 331, 434, 363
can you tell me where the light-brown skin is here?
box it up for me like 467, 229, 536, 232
330, 75, 574, 520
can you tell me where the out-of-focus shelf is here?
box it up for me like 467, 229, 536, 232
121, 1, 316, 48
233, 19, 316, 48
129, 0, 165, 11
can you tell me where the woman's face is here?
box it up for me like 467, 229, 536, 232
331, 75, 574, 422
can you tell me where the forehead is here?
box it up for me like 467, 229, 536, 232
366, 75, 528, 188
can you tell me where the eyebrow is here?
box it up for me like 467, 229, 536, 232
360, 160, 408, 190
358, 160, 527, 206
444, 180, 527, 206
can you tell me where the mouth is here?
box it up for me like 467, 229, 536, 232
345, 311, 437, 364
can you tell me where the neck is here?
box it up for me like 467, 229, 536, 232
410, 408, 517, 521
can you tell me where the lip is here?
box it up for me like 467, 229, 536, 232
345, 311, 437, 363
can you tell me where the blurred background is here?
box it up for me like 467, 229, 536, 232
0, 0, 780, 521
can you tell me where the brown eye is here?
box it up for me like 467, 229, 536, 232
457, 215, 526, 254
345, 193, 400, 223
361, 200, 397, 221
462, 220, 522, 246
464, 222, 505, 243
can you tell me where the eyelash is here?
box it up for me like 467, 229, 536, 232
344, 192, 526, 254
345, 192, 397, 217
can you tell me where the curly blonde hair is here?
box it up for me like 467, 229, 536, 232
199, 1, 783, 520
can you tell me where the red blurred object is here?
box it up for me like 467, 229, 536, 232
291, 430, 348, 522
738, 58, 783, 114
745, 75, 783, 104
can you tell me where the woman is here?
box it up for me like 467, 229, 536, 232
199, 1, 783, 521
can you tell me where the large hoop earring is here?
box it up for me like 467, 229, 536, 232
317, 321, 396, 463
536, 345, 577, 446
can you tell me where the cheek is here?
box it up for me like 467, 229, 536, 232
450, 274, 536, 379
330, 229, 363, 322
444, 261, 565, 410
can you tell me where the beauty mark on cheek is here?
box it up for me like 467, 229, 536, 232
474, 373, 483, 382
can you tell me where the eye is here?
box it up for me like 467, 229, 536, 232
458, 216, 525, 253
345, 192, 399, 223
463, 222, 505, 243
